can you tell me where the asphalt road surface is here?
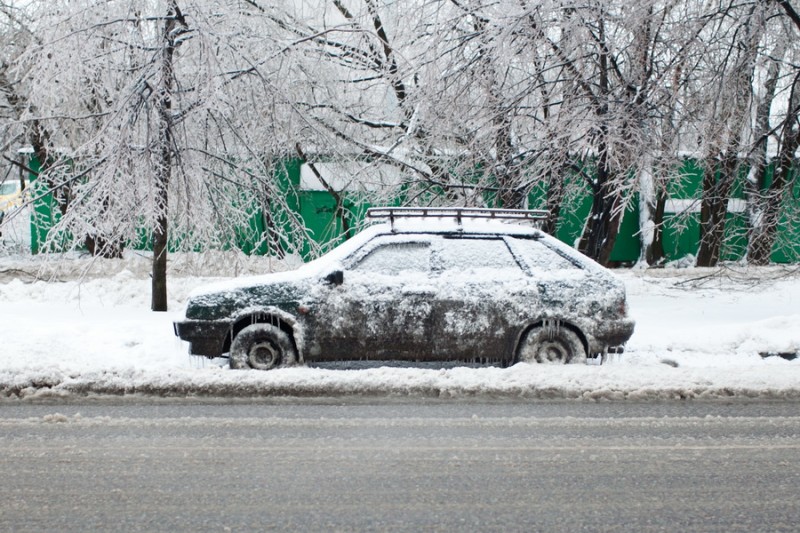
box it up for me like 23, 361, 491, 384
1, 399, 799, 532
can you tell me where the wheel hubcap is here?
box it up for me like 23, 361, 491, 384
536, 342, 567, 363
248, 341, 280, 370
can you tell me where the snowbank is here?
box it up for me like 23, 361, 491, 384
1, 253, 799, 400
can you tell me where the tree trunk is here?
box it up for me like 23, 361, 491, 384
748, 63, 798, 265
747, 161, 794, 264
261, 192, 285, 259
696, 165, 716, 266
86, 234, 124, 259
579, 155, 624, 266
494, 106, 526, 209
745, 57, 778, 264
747, 80, 800, 264
638, 161, 666, 266
697, 155, 737, 267
151, 4, 183, 312
578, 17, 623, 267
541, 169, 565, 236
647, 191, 667, 266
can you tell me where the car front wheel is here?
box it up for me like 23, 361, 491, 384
516, 326, 586, 364
229, 323, 296, 370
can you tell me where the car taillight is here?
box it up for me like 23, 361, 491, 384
618, 298, 629, 317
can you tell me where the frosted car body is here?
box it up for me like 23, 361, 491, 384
174, 217, 634, 369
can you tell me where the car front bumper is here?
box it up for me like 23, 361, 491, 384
173, 319, 232, 357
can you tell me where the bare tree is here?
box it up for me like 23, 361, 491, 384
0, 1, 49, 212
692, 3, 765, 266
747, 1, 800, 264
7, 0, 800, 281
13, 0, 325, 309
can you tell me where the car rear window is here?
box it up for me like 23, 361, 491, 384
506, 237, 581, 271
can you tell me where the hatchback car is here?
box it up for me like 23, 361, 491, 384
174, 208, 634, 369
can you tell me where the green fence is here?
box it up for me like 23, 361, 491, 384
26, 156, 800, 263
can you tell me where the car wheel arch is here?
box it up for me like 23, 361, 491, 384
225, 310, 302, 363
514, 319, 589, 363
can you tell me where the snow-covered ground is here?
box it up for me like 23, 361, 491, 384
1, 247, 799, 400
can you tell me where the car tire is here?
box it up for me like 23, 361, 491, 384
517, 325, 586, 364
229, 323, 296, 370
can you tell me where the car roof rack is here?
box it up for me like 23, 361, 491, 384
366, 207, 547, 230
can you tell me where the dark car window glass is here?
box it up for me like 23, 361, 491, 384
438, 238, 519, 272
507, 237, 580, 271
351, 242, 430, 274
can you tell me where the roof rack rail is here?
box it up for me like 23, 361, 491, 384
366, 207, 547, 230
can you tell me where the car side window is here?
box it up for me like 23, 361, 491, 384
350, 242, 431, 275
437, 237, 522, 274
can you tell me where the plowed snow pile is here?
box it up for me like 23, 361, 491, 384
1, 253, 798, 400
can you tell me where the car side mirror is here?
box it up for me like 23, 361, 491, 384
324, 270, 344, 286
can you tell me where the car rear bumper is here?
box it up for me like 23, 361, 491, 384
173, 319, 231, 357
589, 318, 635, 355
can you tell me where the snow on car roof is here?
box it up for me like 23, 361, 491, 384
188, 219, 545, 298
307, 218, 541, 269
373, 217, 540, 236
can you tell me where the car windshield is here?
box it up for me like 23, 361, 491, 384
296, 224, 388, 275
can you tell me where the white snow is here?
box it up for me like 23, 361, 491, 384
1, 251, 799, 400
664, 198, 748, 214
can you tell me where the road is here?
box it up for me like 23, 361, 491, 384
1, 399, 799, 532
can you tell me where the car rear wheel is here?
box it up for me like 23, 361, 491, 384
229, 323, 296, 370
517, 326, 586, 364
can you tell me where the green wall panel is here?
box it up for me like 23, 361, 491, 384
22, 154, 800, 264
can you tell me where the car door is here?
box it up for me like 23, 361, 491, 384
430, 235, 536, 361
313, 236, 436, 361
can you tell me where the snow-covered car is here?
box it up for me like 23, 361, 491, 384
174, 208, 634, 370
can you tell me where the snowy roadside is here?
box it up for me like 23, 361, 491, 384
1, 253, 799, 400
